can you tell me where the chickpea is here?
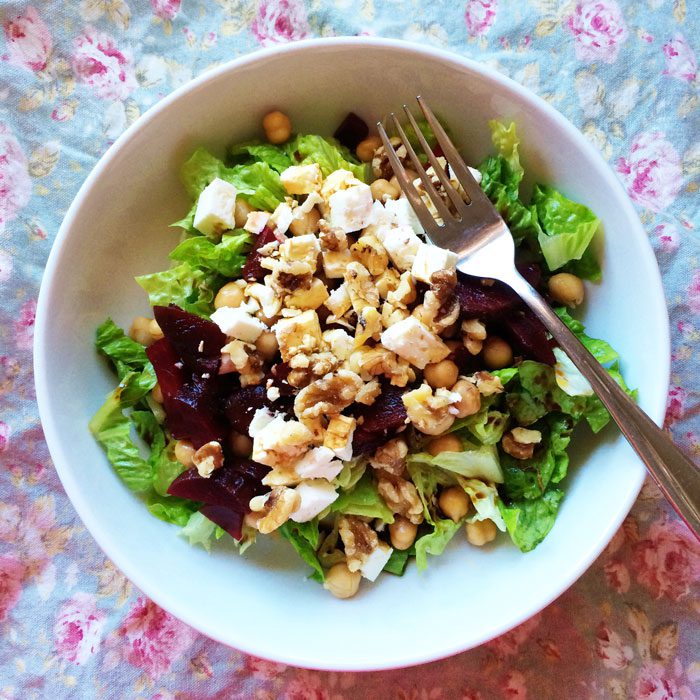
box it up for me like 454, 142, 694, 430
390, 169, 419, 189
174, 440, 195, 468
356, 135, 382, 162
255, 331, 279, 361
466, 519, 498, 546
424, 359, 459, 389
482, 336, 513, 370
548, 273, 585, 308
214, 282, 244, 309
389, 516, 418, 551
234, 198, 254, 228
151, 383, 164, 404
229, 431, 253, 458
370, 178, 400, 202
262, 110, 292, 144
451, 378, 481, 418
148, 319, 164, 341
323, 562, 361, 599
426, 434, 462, 456
129, 316, 155, 347
288, 207, 321, 236
438, 486, 470, 523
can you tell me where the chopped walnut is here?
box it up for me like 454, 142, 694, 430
319, 224, 348, 252
376, 472, 424, 524
369, 438, 408, 476
348, 346, 415, 387
375, 268, 401, 300
293, 369, 364, 420
419, 289, 460, 335
430, 269, 457, 301
338, 515, 379, 573
462, 319, 487, 355
355, 307, 383, 347
252, 418, 315, 470
501, 430, 538, 460
470, 371, 504, 396
386, 271, 416, 307
511, 427, 543, 444
324, 415, 356, 456
192, 441, 224, 478
250, 487, 301, 534
402, 383, 458, 435
351, 234, 389, 276
381, 301, 411, 329
355, 379, 382, 405
345, 261, 380, 312
371, 137, 410, 180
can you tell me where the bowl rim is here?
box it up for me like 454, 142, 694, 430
34, 36, 670, 671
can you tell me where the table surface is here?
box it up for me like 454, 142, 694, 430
1, 1, 699, 698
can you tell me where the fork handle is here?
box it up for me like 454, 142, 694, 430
505, 272, 700, 539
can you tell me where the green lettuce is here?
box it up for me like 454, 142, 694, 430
169, 231, 251, 278
406, 460, 456, 523
333, 458, 367, 491
286, 134, 366, 180
383, 547, 413, 576
408, 442, 503, 484
488, 120, 524, 186
457, 477, 506, 531
415, 518, 462, 571
533, 184, 600, 272
180, 511, 224, 551
96, 319, 151, 381
147, 493, 198, 527
136, 262, 219, 317
331, 471, 394, 523
554, 307, 618, 364
279, 520, 324, 582
452, 397, 509, 446
229, 141, 293, 174
499, 488, 564, 552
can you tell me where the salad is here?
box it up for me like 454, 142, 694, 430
91, 109, 633, 599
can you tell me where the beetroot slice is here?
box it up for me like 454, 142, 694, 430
224, 381, 293, 434
455, 272, 521, 320
333, 112, 369, 151
241, 226, 277, 282
515, 261, 542, 291
153, 305, 225, 376
352, 385, 408, 455
147, 338, 224, 448
503, 310, 556, 365
168, 459, 268, 540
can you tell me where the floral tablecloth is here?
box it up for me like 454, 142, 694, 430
1, 0, 699, 698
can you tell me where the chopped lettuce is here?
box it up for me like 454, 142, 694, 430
533, 184, 600, 272
286, 134, 366, 181
333, 458, 367, 491
148, 493, 198, 527
331, 471, 394, 523
452, 397, 509, 446
136, 262, 220, 318
415, 518, 462, 571
96, 319, 151, 381
170, 231, 251, 279
563, 245, 602, 282
408, 442, 503, 484
180, 511, 224, 552
499, 488, 564, 552
279, 520, 324, 582
229, 141, 293, 174
488, 120, 524, 186
406, 460, 455, 523
383, 546, 413, 576
554, 307, 618, 364
457, 477, 506, 531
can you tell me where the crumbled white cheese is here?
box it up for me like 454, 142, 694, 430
248, 407, 277, 438
210, 306, 266, 343
384, 197, 423, 236
193, 178, 238, 237
380, 316, 450, 369
360, 542, 393, 581
411, 243, 458, 284
553, 347, 594, 397
376, 224, 423, 271
290, 480, 339, 523
280, 163, 323, 195
244, 211, 270, 234
294, 446, 344, 481
329, 184, 374, 233
269, 202, 294, 235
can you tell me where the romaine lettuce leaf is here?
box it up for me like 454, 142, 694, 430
279, 520, 324, 582
488, 120, 524, 187
286, 134, 366, 181
383, 547, 413, 576
554, 307, 618, 364
96, 319, 151, 380
533, 184, 599, 272
331, 471, 394, 523
406, 460, 455, 524
169, 231, 251, 279
499, 488, 564, 552
408, 442, 503, 484
333, 458, 367, 491
147, 493, 198, 527
457, 477, 506, 531
136, 262, 219, 317
415, 518, 462, 571
562, 245, 602, 282
229, 141, 293, 174
180, 511, 221, 551
453, 399, 509, 446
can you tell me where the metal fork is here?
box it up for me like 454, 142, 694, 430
377, 96, 700, 538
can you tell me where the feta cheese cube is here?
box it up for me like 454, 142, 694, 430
411, 243, 458, 284
321, 248, 353, 279
280, 163, 323, 195
380, 316, 450, 369
286, 277, 329, 310
296, 191, 324, 215
280, 234, 320, 272
248, 407, 277, 438
269, 202, 294, 235
322, 328, 354, 360
252, 416, 314, 470
323, 415, 355, 460
376, 224, 423, 271
193, 177, 238, 238
360, 542, 393, 582
294, 446, 344, 481
244, 211, 270, 234
246, 282, 282, 319
329, 184, 374, 233
321, 169, 363, 200
274, 309, 323, 361
290, 480, 339, 523
211, 306, 266, 343
384, 197, 423, 236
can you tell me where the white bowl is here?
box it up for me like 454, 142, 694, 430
35, 38, 669, 671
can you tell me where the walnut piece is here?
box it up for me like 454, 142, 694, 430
293, 369, 364, 420
462, 319, 487, 355
501, 430, 536, 460
192, 441, 224, 478
369, 438, 408, 476
470, 371, 504, 396
402, 383, 457, 435
250, 487, 301, 534
376, 472, 424, 524
345, 261, 380, 312
338, 515, 379, 573
319, 224, 348, 252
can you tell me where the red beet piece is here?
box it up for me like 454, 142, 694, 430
147, 338, 224, 448
241, 226, 277, 282
168, 459, 268, 540
352, 385, 408, 454
153, 305, 225, 376
503, 309, 556, 365
333, 112, 369, 151
515, 261, 542, 290
224, 381, 293, 434
455, 272, 521, 319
